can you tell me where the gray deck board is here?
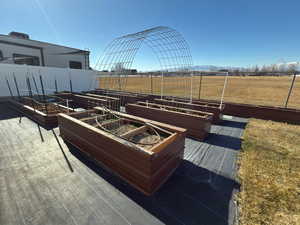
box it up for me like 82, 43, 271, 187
0, 103, 247, 225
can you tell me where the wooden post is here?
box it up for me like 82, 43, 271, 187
285, 72, 297, 108
160, 71, 164, 99
190, 72, 193, 103
150, 73, 153, 94
198, 72, 202, 100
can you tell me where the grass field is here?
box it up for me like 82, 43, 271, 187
99, 76, 300, 109
238, 119, 300, 225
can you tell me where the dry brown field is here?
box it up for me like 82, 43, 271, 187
99, 76, 300, 109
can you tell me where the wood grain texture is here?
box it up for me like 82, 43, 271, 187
93, 88, 300, 124
153, 98, 223, 124
58, 110, 186, 195
0, 102, 247, 225
126, 102, 213, 141
8, 99, 73, 129
55, 92, 120, 110
92, 89, 149, 106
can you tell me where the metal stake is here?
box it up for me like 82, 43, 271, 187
55, 78, 58, 93
26, 77, 35, 110
5, 77, 14, 98
13, 73, 21, 101
69, 79, 73, 93
32, 75, 40, 100
39, 75, 48, 115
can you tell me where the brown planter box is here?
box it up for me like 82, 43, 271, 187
54, 91, 73, 99
126, 102, 213, 140
58, 107, 186, 195
162, 96, 222, 108
221, 102, 300, 124
9, 99, 74, 128
153, 98, 223, 124
92, 89, 300, 124
84, 93, 120, 111
55, 92, 120, 110
92, 89, 149, 106
71, 94, 120, 110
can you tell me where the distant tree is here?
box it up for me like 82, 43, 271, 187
288, 64, 297, 74
260, 65, 268, 75
278, 63, 286, 72
112, 62, 126, 72
254, 65, 260, 75
233, 69, 240, 76
270, 64, 278, 74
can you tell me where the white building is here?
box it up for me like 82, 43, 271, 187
0, 32, 90, 69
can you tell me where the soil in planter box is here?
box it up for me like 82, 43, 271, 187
111, 124, 138, 136
129, 131, 163, 150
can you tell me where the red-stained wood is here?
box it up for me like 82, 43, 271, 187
58, 108, 186, 195
126, 102, 213, 141
9, 99, 74, 128
153, 98, 223, 124
91, 89, 149, 106
55, 92, 120, 110
93, 89, 300, 124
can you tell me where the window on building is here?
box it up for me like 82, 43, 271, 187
0, 50, 3, 61
13, 54, 40, 66
69, 61, 82, 69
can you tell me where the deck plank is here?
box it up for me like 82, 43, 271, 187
0, 103, 247, 225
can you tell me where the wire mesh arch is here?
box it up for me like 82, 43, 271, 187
95, 26, 194, 100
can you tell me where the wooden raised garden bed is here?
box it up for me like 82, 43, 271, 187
91, 89, 149, 106
126, 102, 213, 140
55, 92, 120, 110
58, 107, 186, 195
153, 98, 223, 124
9, 97, 74, 128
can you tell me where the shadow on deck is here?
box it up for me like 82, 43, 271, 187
0, 102, 246, 225
64, 138, 240, 225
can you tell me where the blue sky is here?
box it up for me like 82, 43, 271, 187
1, 0, 300, 70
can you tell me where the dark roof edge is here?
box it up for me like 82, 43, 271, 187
0, 34, 90, 53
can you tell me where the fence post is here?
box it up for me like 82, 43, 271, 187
220, 72, 229, 110
160, 71, 164, 99
198, 72, 202, 99
150, 73, 153, 94
189, 71, 193, 102
284, 72, 297, 108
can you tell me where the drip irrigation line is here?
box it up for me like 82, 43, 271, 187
94, 106, 161, 146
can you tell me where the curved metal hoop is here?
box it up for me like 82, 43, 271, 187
95, 26, 194, 99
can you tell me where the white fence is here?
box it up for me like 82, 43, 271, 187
0, 64, 98, 97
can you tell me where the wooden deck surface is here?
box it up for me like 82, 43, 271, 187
0, 103, 247, 225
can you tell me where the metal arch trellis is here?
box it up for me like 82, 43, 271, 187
95, 26, 194, 101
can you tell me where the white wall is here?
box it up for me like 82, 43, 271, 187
0, 64, 98, 97
0, 35, 88, 69
0, 43, 42, 64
